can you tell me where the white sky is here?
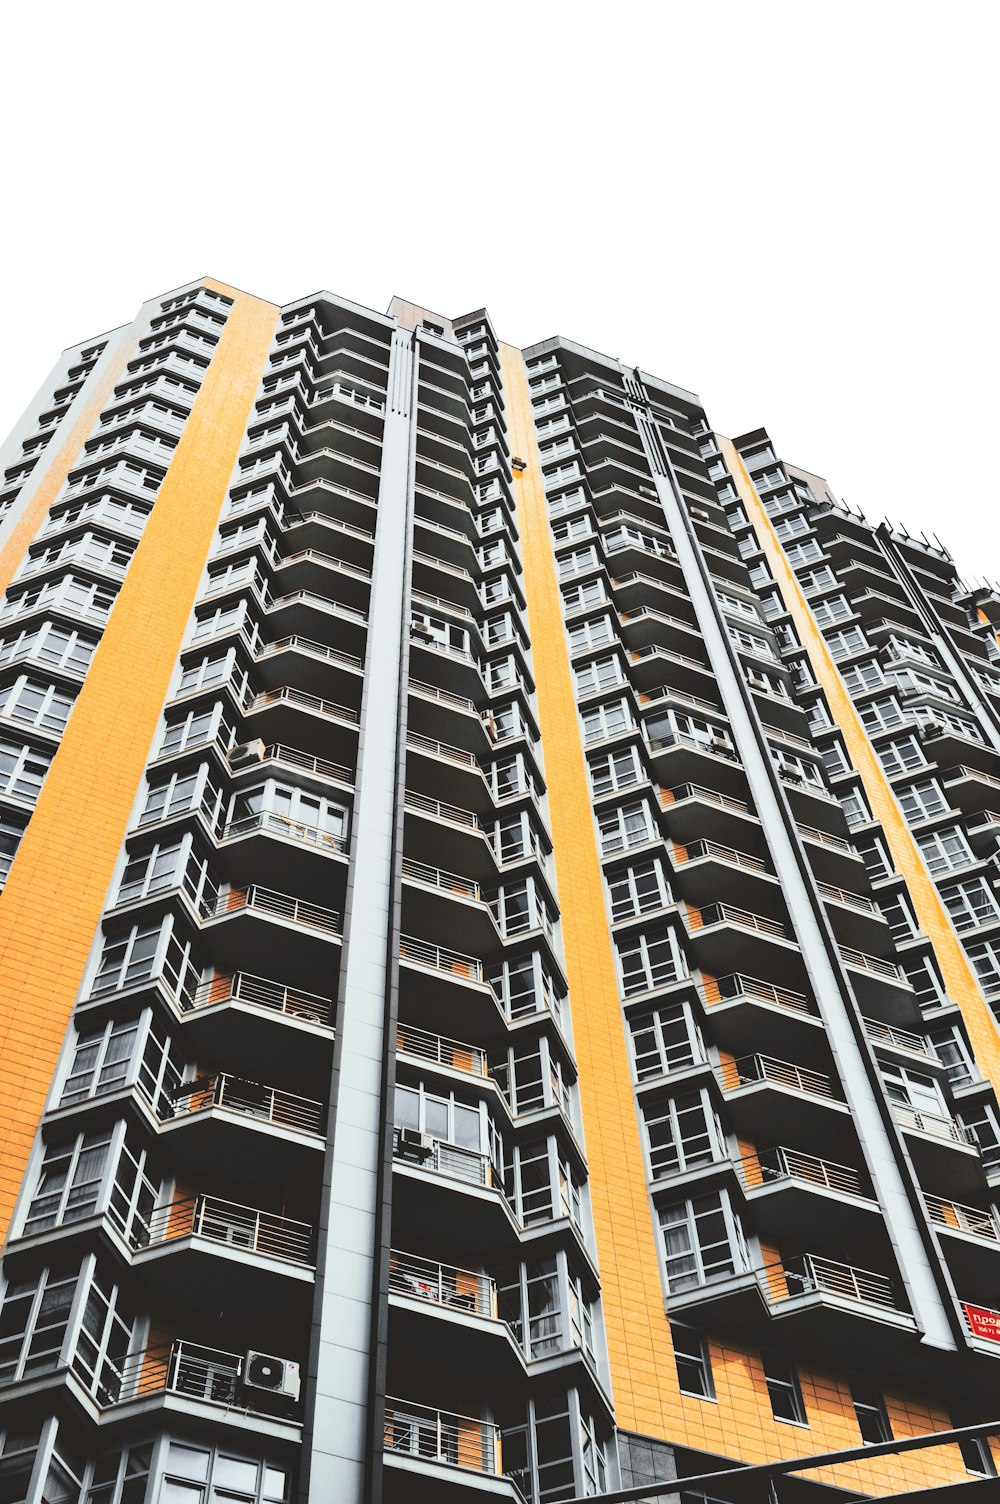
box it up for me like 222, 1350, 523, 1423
3, 0, 997, 579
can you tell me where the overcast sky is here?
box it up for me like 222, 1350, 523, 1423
3, 1, 996, 579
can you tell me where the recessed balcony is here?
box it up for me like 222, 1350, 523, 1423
699, 973, 826, 1059
110, 1339, 302, 1434
737, 1146, 878, 1243
718, 1053, 850, 1154
383, 1397, 517, 1501
161, 1072, 325, 1182
177, 967, 334, 1077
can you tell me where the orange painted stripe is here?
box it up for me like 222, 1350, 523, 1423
500, 343, 680, 1438
0, 285, 279, 1242
721, 437, 1000, 1100
0, 334, 140, 597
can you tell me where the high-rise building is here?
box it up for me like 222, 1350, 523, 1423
0, 277, 998, 1503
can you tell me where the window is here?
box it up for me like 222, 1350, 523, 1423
898, 778, 948, 821
762, 1351, 807, 1425
659, 1190, 746, 1293
839, 788, 870, 826
903, 954, 948, 1012
616, 928, 686, 996
855, 835, 893, 881
608, 859, 670, 921
158, 1441, 289, 1504
24, 1128, 112, 1235
503, 1138, 583, 1229
0, 675, 75, 734
851, 1382, 892, 1444
812, 594, 854, 628
643, 1090, 721, 1178
0, 737, 51, 804
629, 1002, 703, 1080
928, 1025, 977, 1087
878, 892, 920, 943
598, 801, 654, 856
581, 698, 632, 744
827, 626, 869, 660
821, 741, 850, 778
561, 578, 606, 614
0, 1265, 77, 1383
953, 1415, 999, 1478
916, 824, 973, 875
672, 1325, 715, 1399
968, 939, 1000, 999
81, 1441, 154, 1504
842, 659, 885, 695
942, 877, 1000, 931
590, 746, 644, 798
878, 736, 925, 776
574, 654, 623, 698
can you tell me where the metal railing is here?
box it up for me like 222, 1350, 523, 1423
722, 1054, 835, 1100
256, 632, 362, 672
246, 685, 359, 725
408, 676, 476, 712
665, 782, 751, 815
184, 970, 333, 1027
740, 1146, 864, 1197
383, 1397, 502, 1475
405, 790, 480, 829
229, 741, 353, 787
761, 1254, 903, 1313
201, 883, 340, 937
689, 903, 790, 940
396, 1022, 487, 1077
816, 881, 878, 915
113, 1339, 298, 1412
683, 839, 768, 873
388, 1251, 496, 1319
893, 1103, 977, 1147
168, 1072, 324, 1135
839, 946, 904, 980
796, 820, 852, 851
401, 857, 480, 901
863, 1015, 930, 1056
139, 1194, 314, 1264
650, 730, 738, 763
221, 809, 347, 854
393, 1129, 494, 1189
400, 935, 484, 984
701, 973, 815, 1017
925, 1194, 999, 1241
407, 730, 479, 768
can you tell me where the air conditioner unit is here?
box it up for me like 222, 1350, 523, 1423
242, 1351, 301, 1401
511, 455, 527, 472
639, 484, 656, 498
228, 739, 266, 769
397, 1127, 434, 1161
919, 719, 944, 738
410, 620, 435, 641
783, 769, 803, 784
690, 506, 710, 521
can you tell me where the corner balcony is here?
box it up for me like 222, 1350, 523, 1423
737, 1145, 879, 1242
177, 967, 335, 1078
383, 1398, 518, 1501
219, 807, 348, 890
892, 1103, 983, 1192
109, 1339, 301, 1438
699, 973, 826, 1058
718, 1054, 851, 1156
399, 934, 501, 1038
161, 1072, 325, 1181
926, 1195, 1000, 1290
388, 1251, 521, 1383
131, 1194, 314, 1317
391, 1129, 515, 1255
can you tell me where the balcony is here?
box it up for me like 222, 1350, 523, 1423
161, 1072, 325, 1180
671, 838, 777, 911
839, 945, 914, 1006
404, 791, 491, 875
893, 1102, 983, 1191
699, 973, 825, 1058
388, 1251, 522, 1384
684, 901, 799, 979
719, 1054, 849, 1154
178, 968, 334, 1077
383, 1398, 515, 1500
391, 1130, 514, 1254
738, 1146, 878, 1242
111, 1340, 301, 1432
659, 782, 762, 848
397, 1021, 488, 1080
200, 884, 341, 978
399, 934, 501, 1038
816, 881, 888, 950
243, 686, 360, 761
863, 1015, 933, 1061
219, 809, 348, 890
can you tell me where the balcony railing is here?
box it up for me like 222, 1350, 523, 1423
721, 1054, 836, 1101
408, 676, 476, 713
256, 632, 362, 673
383, 1397, 502, 1476
393, 1129, 495, 1189
228, 741, 353, 788
201, 884, 341, 938
796, 820, 852, 852
405, 790, 480, 830
893, 1103, 977, 1147
245, 685, 359, 725
740, 1146, 865, 1198
184, 971, 333, 1028
114, 1340, 298, 1413
220, 809, 347, 855
396, 1022, 487, 1077
863, 1015, 930, 1056
664, 782, 751, 816
389, 1251, 496, 1319
925, 1194, 1000, 1242
401, 857, 480, 901
680, 839, 768, 874
701, 973, 815, 1017
139, 1193, 314, 1264
169, 1072, 324, 1135
407, 730, 479, 769
766, 1254, 903, 1314
400, 935, 484, 985
687, 903, 790, 941
839, 946, 904, 981
816, 881, 878, 915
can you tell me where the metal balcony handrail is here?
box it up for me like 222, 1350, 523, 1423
285, 507, 376, 542
230, 741, 353, 787
139, 1193, 314, 1264
948, 763, 1000, 790
796, 820, 852, 851
266, 586, 369, 624
839, 946, 903, 980
201, 883, 340, 936
863, 1015, 930, 1055
383, 1395, 502, 1475
274, 545, 372, 583
816, 881, 878, 914
408, 676, 476, 712
636, 680, 719, 717
185, 970, 333, 1027
925, 1194, 1000, 1241
393, 1128, 495, 1189
692, 903, 790, 940
405, 790, 480, 830
399, 935, 484, 984
649, 729, 737, 763
400, 858, 480, 901
666, 782, 751, 815
892, 1102, 977, 1147
742, 1145, 864, 1197
407, 730, 479, 768
388, 1251, 496, 1319
220, 808, 347, 854
411, 586, 473, 620
702, 973, 815, 1017
774, 1253, 903, 1313
723, 1054, 836, 1100
683, 839, 768, 874
246, 685, 359, 724
168, 1071, 324, 1135
396, 1022, 488, 1077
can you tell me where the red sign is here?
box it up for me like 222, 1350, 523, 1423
964, 1304, 1000, 1342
